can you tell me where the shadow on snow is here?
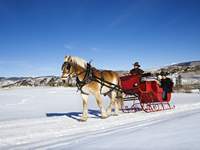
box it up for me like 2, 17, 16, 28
46, 109, 101, 121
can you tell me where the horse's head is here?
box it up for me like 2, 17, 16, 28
61, 55, 88, 81
61, 56, 75, 80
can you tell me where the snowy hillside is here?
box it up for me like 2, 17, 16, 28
144, 61, 200, 92
0, 87, 200, 149
158, 61, 200, 73
157, 61, 200, 85
0, 76, 73, 88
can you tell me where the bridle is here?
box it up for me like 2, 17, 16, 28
61, 62, 92, 94
62, 62, 84, 78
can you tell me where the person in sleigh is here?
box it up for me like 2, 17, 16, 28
130, 62, 144, 75
159, 71, 174, 100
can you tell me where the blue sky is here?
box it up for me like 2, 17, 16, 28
0, 0, 200, 77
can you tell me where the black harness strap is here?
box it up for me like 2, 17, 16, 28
75, 63, 123, 96
100, 71, 105, 95
76, 63, 92, 95
91, 74, 123, 96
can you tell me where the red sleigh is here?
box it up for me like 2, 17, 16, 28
119, 74, 175, 113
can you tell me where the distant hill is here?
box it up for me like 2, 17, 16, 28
155, 61, 200, 75
154, 61, 200, 90
171, 61, 200, 67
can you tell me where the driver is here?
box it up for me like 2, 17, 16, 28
130, 62, 144, 75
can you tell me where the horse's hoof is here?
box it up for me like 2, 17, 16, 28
113, 113, 118, 116
79, 117, 88, 122
101, 115, 108, 119
106, 109, 112, 116
106, 112, 111, 116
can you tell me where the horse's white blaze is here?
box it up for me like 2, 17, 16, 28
61, 73, 68, 79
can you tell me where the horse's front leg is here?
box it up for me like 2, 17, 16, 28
80, 94, 88, 121
95, 93, 107, 119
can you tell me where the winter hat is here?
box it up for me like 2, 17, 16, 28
133, 62, 140, 67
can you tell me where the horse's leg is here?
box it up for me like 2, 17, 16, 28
113, 91, 120, 116
107, 91, 121, 116
117, 92, 124, 111
80, 94, 88, 121
95, 93, 107, 119
106, 92, 115, 116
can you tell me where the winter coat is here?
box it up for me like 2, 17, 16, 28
130, 68, 144, 75
160, 78, 174, 92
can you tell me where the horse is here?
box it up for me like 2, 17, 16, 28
61, 56, 123, 121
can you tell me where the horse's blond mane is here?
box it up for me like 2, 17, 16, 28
65, 56, 87, 69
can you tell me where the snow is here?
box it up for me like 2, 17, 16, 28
0, 80, 15, 87
0, 87, 200, 149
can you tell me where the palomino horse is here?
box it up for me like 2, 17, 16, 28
61, 56, 122, 121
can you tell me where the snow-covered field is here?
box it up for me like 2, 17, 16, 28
0, 87, 200, 149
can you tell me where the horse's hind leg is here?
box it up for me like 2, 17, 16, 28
113, 92, 119, 116
106, 91, 119, 116
116, 92, 124, 111
106, 93, 114, 116
80, 94, 88, 121
95, 93, 107, 119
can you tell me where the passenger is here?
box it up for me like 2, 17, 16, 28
156, 74, 162, 85
130, 62, 144, 75
160, 71, 173, 101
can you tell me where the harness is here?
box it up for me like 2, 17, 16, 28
75, 63, 122, 95
76, 63, 93, 95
